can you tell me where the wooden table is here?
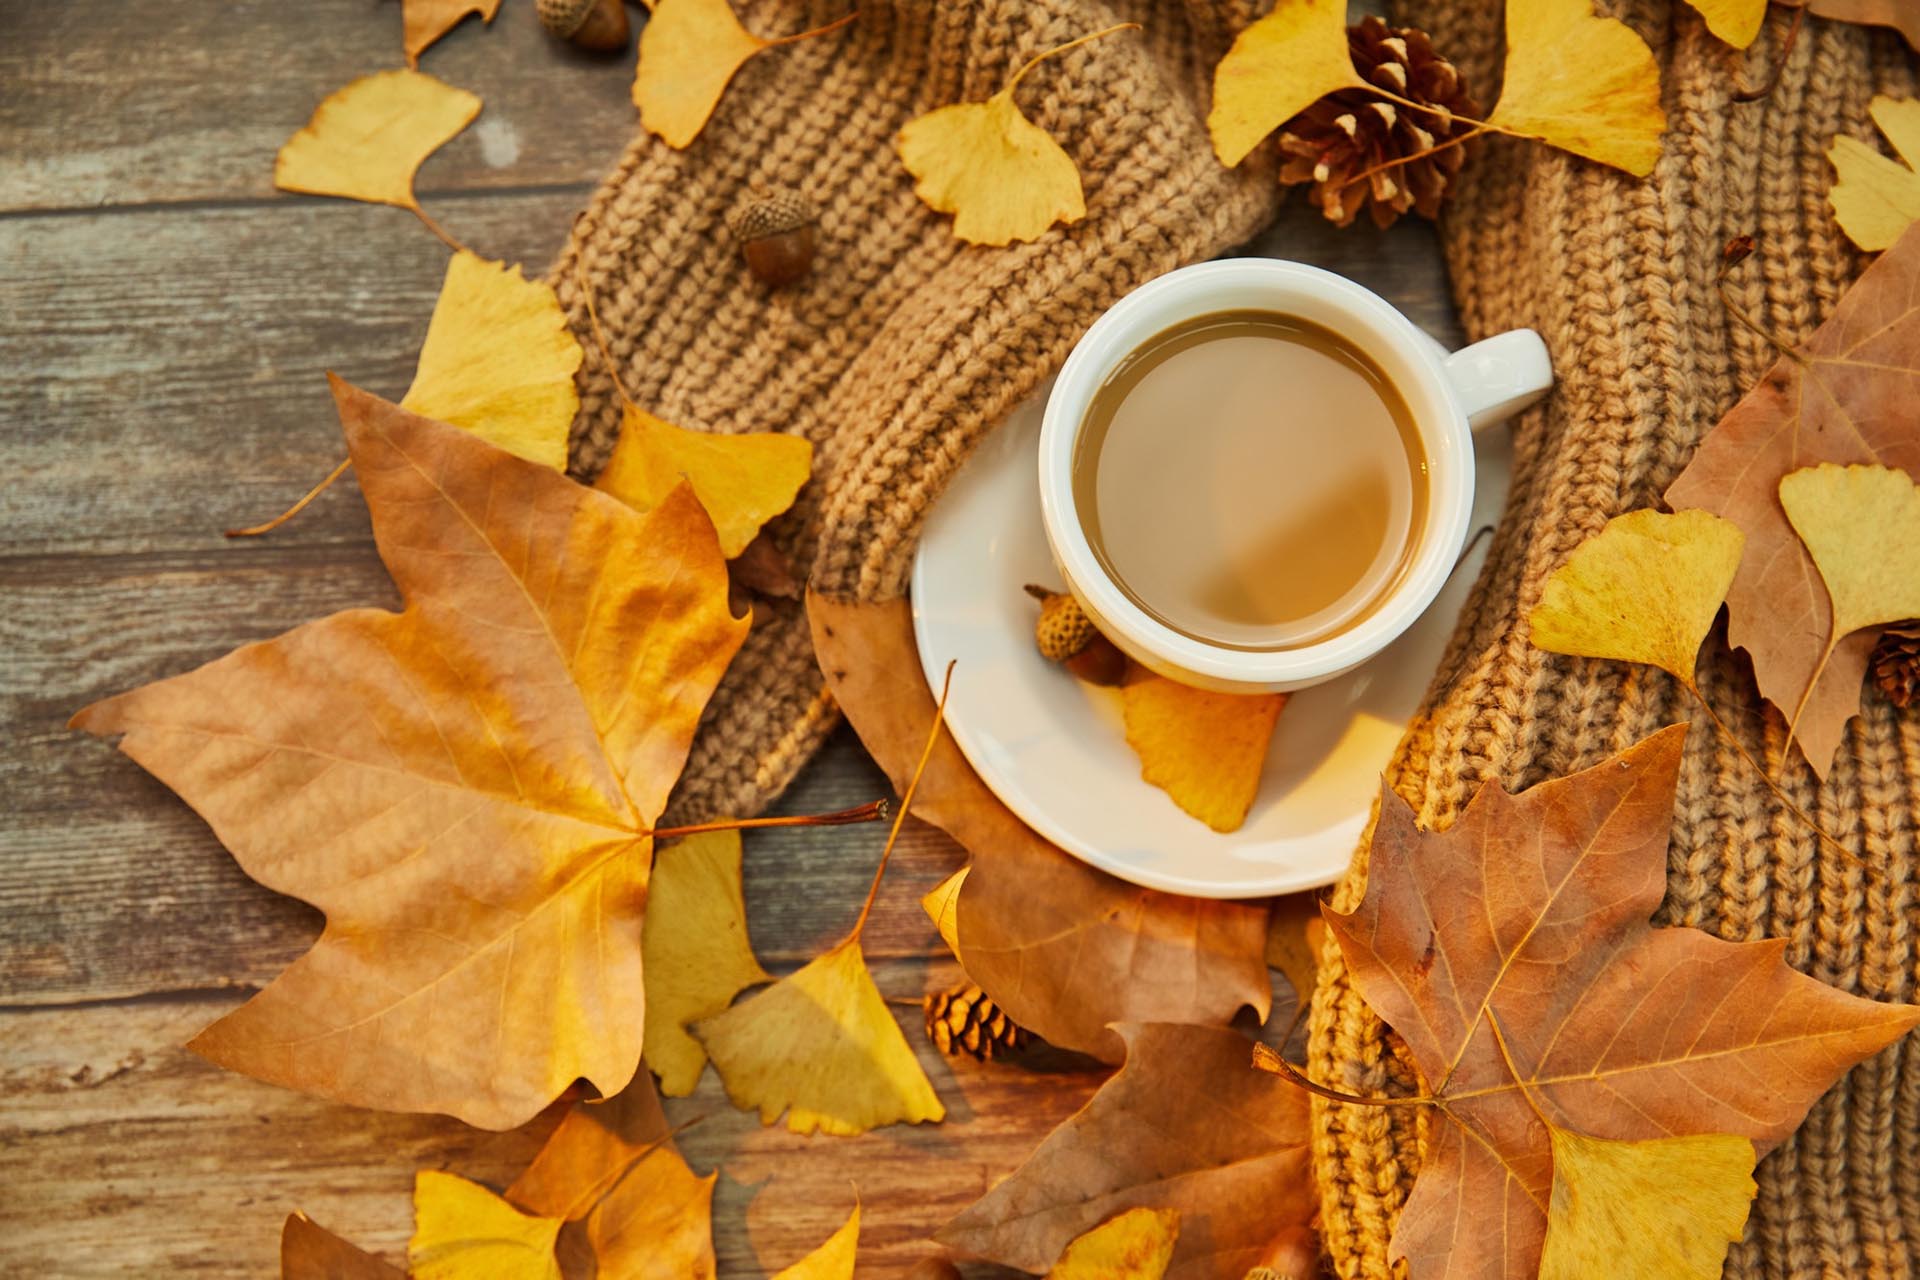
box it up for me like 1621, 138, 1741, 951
0, 4, 1463, 1274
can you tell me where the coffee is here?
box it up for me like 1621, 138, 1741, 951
1071, 310, 1427, 651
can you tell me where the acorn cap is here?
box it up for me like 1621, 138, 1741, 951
535, 0, 594, 38
727, 187, 818, 243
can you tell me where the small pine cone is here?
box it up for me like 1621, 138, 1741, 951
1275, 16, 1479, 229
1872, 629, 1920, 708
923, 982, 1029, 1061
1025, 583, 1097, 662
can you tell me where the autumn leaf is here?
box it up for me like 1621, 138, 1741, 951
403, 0, 501, 66
808, 593, 1270, 1062
634, 0, 856, 149
72, 381, 748, 1128
1485, 0, 1666, 176
641, 830, 771, 1096
1537, 1127, 1755, 1280
274, 71, 479, 222
508, 1071, 671, 1221
898, 25, 1135, 246
1119, 667, 1286, 833
940, 1024, 1311, 1280
1829, 95, 1920, 252
1781, 464, 1920, 638
1047, 1208, 1180, 1280
1207, 0, 1364, 167
281, 1213, 404, 1279
922, 866, 966, 956
1264, 891, 1324, 1005
771, 1203, 860, 1280
1680, 0, 1767, 47
1666, 219, 1920, 776
1321, 725, 1920, 1280
410, 1171, 562, 1279
595, 405, 813, 559
401, 251, 583, 470
1808, 0, 1920, 49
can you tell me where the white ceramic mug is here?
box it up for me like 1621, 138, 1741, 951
1038, 258, 1553, 693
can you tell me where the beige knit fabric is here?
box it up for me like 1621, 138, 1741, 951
1310, 5, 1920, 1278
552, 0, 1280, 825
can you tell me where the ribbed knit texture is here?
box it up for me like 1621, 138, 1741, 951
552, 0, 1280, 825
1310, 5, 1920, 1278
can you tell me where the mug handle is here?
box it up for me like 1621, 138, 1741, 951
1443, 329, 1554, 432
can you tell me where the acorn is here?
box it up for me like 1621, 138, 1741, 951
535, 0, 629, 51
1024, 584, 1127, 686
726, 187, 818, 287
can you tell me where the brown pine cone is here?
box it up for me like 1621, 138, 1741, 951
923, 982, 1029, 1061
1275, 16, 1479, 229
1872, 629, 1920, 708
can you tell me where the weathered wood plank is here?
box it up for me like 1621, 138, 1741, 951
0, 0, 635, 213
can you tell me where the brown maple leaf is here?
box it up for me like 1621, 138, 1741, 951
1808, 0, 1920, 49
806, 594, 1270, 1061
73, 379, 748, 1129
1324, 724, 1920, 1280
938, 1023, 1312, 1279
1666, 220, 1920, 777
281, 1213, 405, 1279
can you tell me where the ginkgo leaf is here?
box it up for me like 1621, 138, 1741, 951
1486, 0, 1666, 176
1047, 1207, 1180, 1279
401, 251, 583, 470
72, 381, 747, 1129
642, 830, 772, 1096
275, 70, 480, 209
403, 0, 501, 67
694, 935, 944, 1136
922, 867, 966, 956
1680, 0, 1767, 47
1780, 464, 1920, 638
634, 0, 856, 149
1537, 1128, 1756, 1280
409, 1171, 562, 1280
771, 1204, 860, 1280
281, 1213, 405, 1279
1119, 668, 1286, 833
595, 405, 813, 559
1528, 508, 1745, 685
1829, 95, 1920, 252
1207, 0, 1365, 167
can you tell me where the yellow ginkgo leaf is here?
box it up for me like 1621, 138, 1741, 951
921, 867, 966, 956
403, 0, 501, 67
1047, 1207, 1180, 1280
1119, 669, 1286, 833
1207, 0, 1364, 167
770, 1203, 860, 1280
1528, 508, 1745, 686
1780, 464, 1920, 639
642, 830, 772, 1097
634, 0, 857, 149
275, 70, 480, 210
1680, 0, 1767, 47
1486, 0, 1666, 176
898, 25, 1136, 246
1538, 1128, 1756, 1280
400, 251, 583, 470
595, 405, 813, 559
693, 936, 944, 1136
409, 1171, 562, 1280
1829, 95, 1920, 251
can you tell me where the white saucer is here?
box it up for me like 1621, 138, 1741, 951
909, 377, 1512, 899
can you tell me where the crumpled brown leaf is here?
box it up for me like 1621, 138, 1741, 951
807, 593, 1270, 1062
1809, 0, 1920, 49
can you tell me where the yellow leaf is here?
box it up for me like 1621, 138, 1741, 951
585, 1144, 718, 1279
1264, 892, 1323, 1004
1047, 1207, 1180, 1279
634, 0, 855, 149
1829, 95, 1920, 252
401, 251, 583, 470
403, 0, 501, 67
275, 70, 480, 209
1207, 0, 1365, 167
1680, 0, 1767, 47
694, 936, 944, 1136
770, 1204, 860, 1280
1119, 670, 1286, 833
642, 830, 771, 1097
1779, 464, 1920, 639
1486, 0, 1666, 176
921, 867, 967, 956
409, 1171, 562, 1280
1528, 508, 1745, 685
1539, 1128, 1756, 1280
596, 405, 812, 559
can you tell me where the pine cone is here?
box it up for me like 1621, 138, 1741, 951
1872, 629, 1920, 708
1275, 16, 1479, 229
923, 982, 1029, 1061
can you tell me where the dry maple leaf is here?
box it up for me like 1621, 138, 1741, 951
1047, 1208, 1180, 1280
807, 593, 1271, 1062
1809, 0, 1920, 48
281, 1213, 405, 1280
939, 1023, 1311, 1280
770, 1203, 860, 1280
403, 0, 501, 66
634, 0, 856, 149
411, 1171, 563, 1279
1666, 219, 1920, 777
1321, 725, 1920, 1280
1485, 0, 1666, 176
1829, 94, 1920, 252
72, 380, 748, 1128
1207, 0, 1364, 167
1264, 891, 1323, 1006
1536, 1127, 1755, 1280
596, 405, 813, 559
1119, 666, 1286, 832
1681, 0, 1767, 47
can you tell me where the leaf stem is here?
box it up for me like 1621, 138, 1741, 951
1732, 1, 1808, 104
761, 9, 859, 51
1334, 124, 1489, 203
408, 200, 468, 255
1716, 236, 1805, 364
1250, 1042, 1438, 1109
224, 456, 351, 538
651, 800, 889, 842
1003, 22, 1140, 95
1778, 637, 1837, 781
574, 260, 642, 413
849, 661, 954, 942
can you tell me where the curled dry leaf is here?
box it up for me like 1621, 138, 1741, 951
403, 0, 501, 66
1537, 1128, 1756, 1280
281, 1213, 404, 1280
274, 70, 479, 211
807, 593, 1270, 1062
1207, 0, 1363, 167
72, 382, 747, 1128
1829, 94, 1920, 252
921, 866, 966, 956
1046, 1208, 1180, 1280
1485, 0, 1666, 176
1809, 0, 1920, 49
1680, 0, 1767, 47
1118, 666, 1286, 833
595, 405, 813, 559
1666, 219, 1920, 776
1324, 726, 1920, 1280
771, 1203, 860, 1280
634, 0, 856, 148
409, 1171, 563, 1280
939, 1023, 1311, 1280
